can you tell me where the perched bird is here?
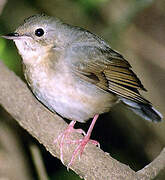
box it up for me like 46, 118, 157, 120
2, 14, 162, 168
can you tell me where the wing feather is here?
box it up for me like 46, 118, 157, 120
104, 65, 146, 90
70, 45, 148, 104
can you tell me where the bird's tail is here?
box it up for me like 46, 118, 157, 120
120, 98, 163, 122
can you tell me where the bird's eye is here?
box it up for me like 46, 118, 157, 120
35, 28, 44, 37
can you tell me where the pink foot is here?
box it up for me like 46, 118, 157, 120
54, 120, 86, 164
54, 114, 100, 169
67, 133, 100, 169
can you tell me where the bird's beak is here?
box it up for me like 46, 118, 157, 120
1, 33, 20, 40
2, 33, 31, 40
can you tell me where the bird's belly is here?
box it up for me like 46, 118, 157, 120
32, 74, 117, 123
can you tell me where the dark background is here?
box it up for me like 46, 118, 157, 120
0, 0, 165, 179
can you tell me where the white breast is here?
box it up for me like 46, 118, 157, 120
25, 61, 117, 123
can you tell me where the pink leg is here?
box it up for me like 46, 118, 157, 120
67, 114, 100, 169
54, 114, 100, 169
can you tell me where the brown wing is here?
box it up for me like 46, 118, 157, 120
103, 57, 149, 103
70, 46, 149, 104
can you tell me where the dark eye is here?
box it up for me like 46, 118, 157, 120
35, 28, 44, 37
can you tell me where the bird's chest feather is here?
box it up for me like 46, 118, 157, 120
24, 61, 117, 122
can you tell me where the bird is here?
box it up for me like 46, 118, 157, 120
2, 14, 163, 168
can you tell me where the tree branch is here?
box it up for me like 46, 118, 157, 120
0, 0, 6, 15
0, 60, 164, 180
137, 147, 165, 179
0, 120, 33, 180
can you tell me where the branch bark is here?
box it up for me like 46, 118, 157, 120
0, 60, 164, 180
0, 121, 33, 180
0, 0, 6, 15
137, 147, 165, 179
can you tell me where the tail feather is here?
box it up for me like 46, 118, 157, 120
120, 98, 163, 122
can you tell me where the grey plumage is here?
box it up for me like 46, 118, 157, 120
2, 14, 163, 123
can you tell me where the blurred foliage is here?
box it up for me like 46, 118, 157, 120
103, 0, 155, 44
73, 0, 108, 14
0, 0, 165, 179
0, 39, 22, 76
